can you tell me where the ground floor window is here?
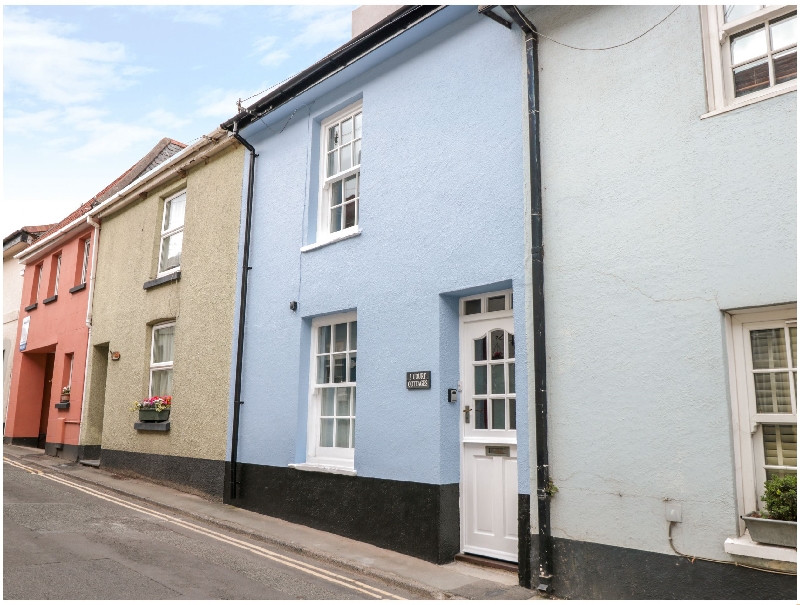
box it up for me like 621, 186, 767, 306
150, 322, 175, 397
307, 311, 357, 468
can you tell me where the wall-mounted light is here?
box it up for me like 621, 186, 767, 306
289, 301, 298, 312
110, 351, 121, 361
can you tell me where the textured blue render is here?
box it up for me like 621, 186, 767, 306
230, 10, 530, 490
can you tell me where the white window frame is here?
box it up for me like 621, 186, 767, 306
700, 5, 797, 117
149, 321, 175, 398
53, 254, 62, 296
305, 311, 358, 469
316, 101, 363, 245
34, 263, 43, 302
157, 190, 186, 278
80, 238, 90, 285
726, 304, 797, 535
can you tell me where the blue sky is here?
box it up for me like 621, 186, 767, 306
3, 4, 356, 233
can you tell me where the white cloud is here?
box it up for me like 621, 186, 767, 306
3, 108, 61, 134
194, 88, 248, 119
3, 12, 142, 104
145, 109, 190, 129
254, 35, 278, 53
260, 49, 291, 68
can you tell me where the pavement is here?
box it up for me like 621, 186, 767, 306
3, 444, 539, 600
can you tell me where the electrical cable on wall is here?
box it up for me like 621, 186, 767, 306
536, 5, 680, 51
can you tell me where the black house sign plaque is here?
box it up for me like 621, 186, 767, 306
406, 371, 431, 389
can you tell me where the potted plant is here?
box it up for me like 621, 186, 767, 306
60, 386, 70, 402
742, 475, 797, 548
131, 395, 171, 422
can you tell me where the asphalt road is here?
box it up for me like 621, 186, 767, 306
3, 458, 416, 600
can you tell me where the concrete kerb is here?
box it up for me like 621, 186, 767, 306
2, 447, 454, 600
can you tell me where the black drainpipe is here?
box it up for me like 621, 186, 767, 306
499, 5, 553, 594
227, 121, 258, 500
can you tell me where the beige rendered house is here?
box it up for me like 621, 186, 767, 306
81, 130, 244, 497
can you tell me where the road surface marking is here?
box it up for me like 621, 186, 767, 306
3, 457, 405, 600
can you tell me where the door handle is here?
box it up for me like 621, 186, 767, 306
463, 405, 472, 423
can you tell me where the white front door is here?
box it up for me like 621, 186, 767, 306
460, 291, 518, 562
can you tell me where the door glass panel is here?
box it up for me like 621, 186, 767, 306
509, 398, 516, 430
465, 299, 481, 315
491, 330, 504, 360
492, 399, 505, 429
475, 366, 487, 395
474, 337, 487, 361
475, 399, 487, 429
754, 373, 792, 412
491, 364, 505, 394
334, 323, 348, 352
751, 329, 788, 368
487, 295, 505, 312
509, 363, 515, 394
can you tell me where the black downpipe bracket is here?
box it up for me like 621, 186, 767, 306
228, 123, 258, 500
499, 5, 553, 594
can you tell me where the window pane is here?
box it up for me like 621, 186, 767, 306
344, 175, 357, 201
150, 369, 173, 397
349, 354, 357, 382
164, 194, 186, 232
351, 418, 356, 448
475, 366, 487, 395
790, 327, 797, 368
509, 363, 515, 394
474, 337, 487, 362
341, 117, 353, 145
320, 418, 334, 447
327, 150, 338, 177
754, 373, 792, 413
354, 113, 362, 139
509, 398, 516, 430
336, 387, 351, 416
318, 325, 331, 354
321, 388, 335, 416
331, 179, 343, 207
763, 424, 797, 467
732, 27, 768, 65
491, 330, 504, 360
352, 387, 356, 415
465, 299, 481, 315
316, 355, 330, 384
770, 14, 797, 50
751, 329, 788, 368
492, 399, 505, 430
344, 203, 356, 229
734, 58, 770, 96
152, 326, 175, 363
331, 205, 342, 233
725, 5, 761, 23
336, 418, 351, 448
327, 124, 339, 152
334, 323, 348, 352
354, 139, 362, 166
774, 48, 797, 84
349, 321, 357, 350
491, 364, 505, 394
508, 333, 515, 359
487, 295, 505, 312
159, 231, 183, 272
475, 399, 487, 429
333, 354, 347, 383
340, 144, 352, 171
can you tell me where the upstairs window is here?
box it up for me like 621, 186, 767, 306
318, 102, 362, 242
701, 6, 797, 114
30, 263, 43, 304
159, 191, 185, 276
80, 238, 90, 285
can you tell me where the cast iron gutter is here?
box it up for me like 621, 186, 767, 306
220, 5, 444, 132
497, 5, 553, 593
229, 124, 258, 500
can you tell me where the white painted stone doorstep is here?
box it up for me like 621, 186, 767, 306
724, 532, 797, 563
288, 462, 357, 476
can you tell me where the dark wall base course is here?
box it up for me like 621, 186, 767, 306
42, 443, 100, 462
101, 449, 224, 500
4, 436, 40, 448
225, 462, 460, 564
527, 534, 795, 599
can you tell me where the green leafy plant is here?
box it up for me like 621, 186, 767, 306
760, 475, 797, 522
545, 480, 559, 498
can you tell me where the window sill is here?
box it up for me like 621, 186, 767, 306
24, 303, 37, 312
701, 82, 796, 119
43, 295, 58, 305
69, 283, 86, 294
300, 229, 361, 253
288, 462, 357, 476
143, 271, 181, 291
134, 420, 171, 432
54, 402, 70, 410
724, 533, 796, 563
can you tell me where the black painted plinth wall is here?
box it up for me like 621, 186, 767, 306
225, 462, 460, 564
101, 449, 225, 500
527, 534, 796, 599
43, 442, 101, 462
3, 436, 39, 448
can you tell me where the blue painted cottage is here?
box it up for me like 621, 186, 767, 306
221, 5, 533, 574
